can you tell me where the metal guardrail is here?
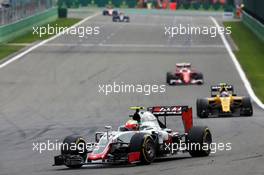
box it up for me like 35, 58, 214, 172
243, 0, 264, 23
0, 7, 57, 43
242, 11, 264, 42
0, 0, 54, 26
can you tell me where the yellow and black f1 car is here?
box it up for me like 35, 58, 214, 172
196, 83, 253, 118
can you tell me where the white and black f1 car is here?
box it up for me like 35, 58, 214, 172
166, 63, 204, 85
53, 106, 212, 168
112, 13, 130, 22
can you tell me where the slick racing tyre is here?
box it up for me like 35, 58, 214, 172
130, 133, 156, 165
113, 10, 118, 16
241, 97, 253, 116
103, 11, 107, 16
187, 126, 212, 157
196, 73, 203, 80
61, 136, 87, 168
194, 73, 204, 84
196, 99, 209, 118
166, 72, 174, 85
193, 73, 203, 80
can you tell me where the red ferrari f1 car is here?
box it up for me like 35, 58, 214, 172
102, 7, 118, 16
166, 63, 204, 85
53, 106, 212, 168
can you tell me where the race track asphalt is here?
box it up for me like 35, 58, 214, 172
0, 10, 263, 175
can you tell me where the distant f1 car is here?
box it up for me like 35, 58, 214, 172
54, 106, 212, 168
166, 63, 204, 85
112, 13, 130, 22
102, 7, 118, 16
196, 83, 253, 118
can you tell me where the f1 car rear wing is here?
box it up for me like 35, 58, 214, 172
147, 106, 193, 133
176, 63, 191, 68
211, 84, 234, 96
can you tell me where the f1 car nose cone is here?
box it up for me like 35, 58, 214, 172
182, 73, 190, 83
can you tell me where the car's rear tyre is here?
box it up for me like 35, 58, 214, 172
130, 133, 156, 165
166, 72, 174, 85
241, 97, 253, 116
196, 98, 209, 118
187, 126, 212, 157
61, 136, 87, 168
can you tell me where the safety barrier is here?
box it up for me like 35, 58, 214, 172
0, 7, 57, 43
0, 0, 54, 26
243, 0, 264, 23
60, 0, 137, 8
242, 11, 264, 42
63, 0, 232, 10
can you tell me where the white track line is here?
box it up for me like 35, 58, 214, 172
98, 43, 224, 48
210, 16, 264, 109
6, 43, 225, 48
0, 12, 100, 69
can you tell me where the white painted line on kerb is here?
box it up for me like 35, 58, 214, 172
210, 16, 264, 109
0, 12, 100, 69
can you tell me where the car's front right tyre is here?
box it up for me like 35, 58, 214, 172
130, 133, 156, 165
61, 136, 87, 168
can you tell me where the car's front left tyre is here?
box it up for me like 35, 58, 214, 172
166, 72, 174, 85
241, 97, 253, 116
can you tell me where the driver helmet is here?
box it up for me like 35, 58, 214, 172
125, 120, 139, 131
220, 91, 229, 97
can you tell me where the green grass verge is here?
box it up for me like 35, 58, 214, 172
224, 21, 264, 102
0, 45, 23, 59
0, 18, 81, 61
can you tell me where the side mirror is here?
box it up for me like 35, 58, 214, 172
164, 128, 172, 133
95, 132, 104, 143
105, 126, 112, 141
105, 126, 112, 130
